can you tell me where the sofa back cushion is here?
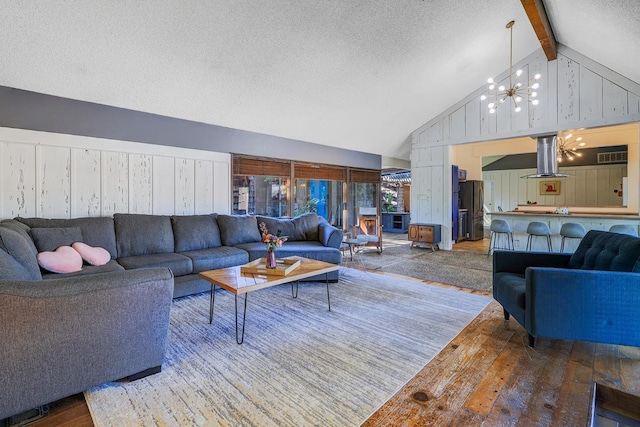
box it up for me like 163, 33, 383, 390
30, 227, 83, 252
0, 220, 37, 255
255, 213, 319, 242
15, 216, 118, 259
114, 214, 175, 257
568, 230, 640, 271
216, 215, 262, 246
171, 214, 222, 252
0, 226, 42, 280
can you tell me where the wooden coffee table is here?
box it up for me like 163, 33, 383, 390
199, 256, 339, 344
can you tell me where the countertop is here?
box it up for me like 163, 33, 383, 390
488, 211, 640, 220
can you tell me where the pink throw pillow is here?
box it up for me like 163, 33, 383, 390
37, 246, 83, 273
72, 242, 111, 266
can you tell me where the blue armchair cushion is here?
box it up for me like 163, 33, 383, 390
568, 230, 640, 271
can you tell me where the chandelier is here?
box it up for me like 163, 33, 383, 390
557, 132, 586, 162
480, 20, 541, 113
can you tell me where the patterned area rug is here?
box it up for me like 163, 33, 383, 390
85, 267, 490, 426
345, 242, 493, 291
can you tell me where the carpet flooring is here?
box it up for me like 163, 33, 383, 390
85, 267, 490, 426
345, 242, 493, 291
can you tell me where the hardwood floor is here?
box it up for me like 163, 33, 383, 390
364, 299, 640, 426
12, 235, 640, 426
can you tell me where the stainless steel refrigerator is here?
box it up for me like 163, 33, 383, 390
459, 180, 484, 241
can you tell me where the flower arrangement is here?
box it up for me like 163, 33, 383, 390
259, 222, 288, 251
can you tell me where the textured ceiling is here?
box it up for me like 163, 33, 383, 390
0, 1, 638, 163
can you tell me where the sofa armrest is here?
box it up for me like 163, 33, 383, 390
318, 221, 344, 248
493, 250, 572, 275
0, 268, 174, 420
525, 267, 640, 347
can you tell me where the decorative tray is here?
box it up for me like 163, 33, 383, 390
240, 258, 301, 276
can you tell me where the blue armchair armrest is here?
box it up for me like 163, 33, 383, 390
526, 267, 640, 347
493, 250, 572, 275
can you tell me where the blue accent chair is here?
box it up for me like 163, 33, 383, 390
493, 230, 640, 347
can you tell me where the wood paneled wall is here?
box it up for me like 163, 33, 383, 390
0, 127, 230, 219
483, 164, 628, 211
411, 45, 640, 249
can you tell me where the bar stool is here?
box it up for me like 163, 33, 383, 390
559, 223, 586, 252
488, 219, 514, 256
526, 221, 552, 251
608, 224, 639, 237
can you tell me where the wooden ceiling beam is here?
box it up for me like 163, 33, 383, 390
521, 0, 557, 61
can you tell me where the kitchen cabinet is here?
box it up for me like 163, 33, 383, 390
381, 212, 410, 233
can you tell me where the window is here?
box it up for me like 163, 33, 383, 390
232, 157, 290, 217
232, 156, 381, 228
294, 179, 344, 226
348, 170, 380, 228
233, 176, 289, 217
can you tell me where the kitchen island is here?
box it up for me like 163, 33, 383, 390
488, 209, 640, 252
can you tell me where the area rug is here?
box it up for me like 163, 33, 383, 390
85, 267, 491, 426
347, 241, 493, 290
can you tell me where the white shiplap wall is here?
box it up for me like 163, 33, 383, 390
483, 164, 628, 211
0, 127, 230, 219
411, 45, 640, 249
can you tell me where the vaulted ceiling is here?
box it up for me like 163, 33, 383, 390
1, 1, 639, 163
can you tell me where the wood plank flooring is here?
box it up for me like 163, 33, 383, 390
13, 235, 640, 426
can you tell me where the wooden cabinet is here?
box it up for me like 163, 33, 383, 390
408, 223, 441, 251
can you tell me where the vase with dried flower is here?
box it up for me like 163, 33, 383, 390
259, 222, 288, 269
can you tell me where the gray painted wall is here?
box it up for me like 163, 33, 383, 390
0, 86, 381, 170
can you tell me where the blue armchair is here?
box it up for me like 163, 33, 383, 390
493, 230, 640, 347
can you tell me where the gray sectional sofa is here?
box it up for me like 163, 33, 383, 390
0, 212, 342, 421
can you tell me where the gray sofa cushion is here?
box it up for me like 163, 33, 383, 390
117, 253, 193, 276
255, 213, 319, 242
41, 259, 125, 279
15, 217, 118, 259
180, 246, 249, 273
0, 220, 38, 256
0, 227, 42, 280
114, 214, 175, 258
236, 241, 342, 264
216, 215, 262, 246
171, 214, 221, 252
30, 227, 83, 253
318, 217, 344, 248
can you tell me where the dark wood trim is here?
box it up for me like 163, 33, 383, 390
521, 0, 558, 61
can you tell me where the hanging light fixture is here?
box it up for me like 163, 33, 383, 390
480, 20, 541, 113
557, 132, 586, 162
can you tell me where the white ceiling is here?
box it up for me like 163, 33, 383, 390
0, 1, 639, 163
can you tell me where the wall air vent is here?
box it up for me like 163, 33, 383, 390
597, 151, 627, 164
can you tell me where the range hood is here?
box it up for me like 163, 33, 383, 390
521, 134, 569, 178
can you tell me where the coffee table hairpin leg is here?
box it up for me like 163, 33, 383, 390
235, 294, 248, 344
290, 274, 331, 311
209, 273, 332, 345
209, 283, 248, 344
325, 273, 331, 311
209, 284, 216, 324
